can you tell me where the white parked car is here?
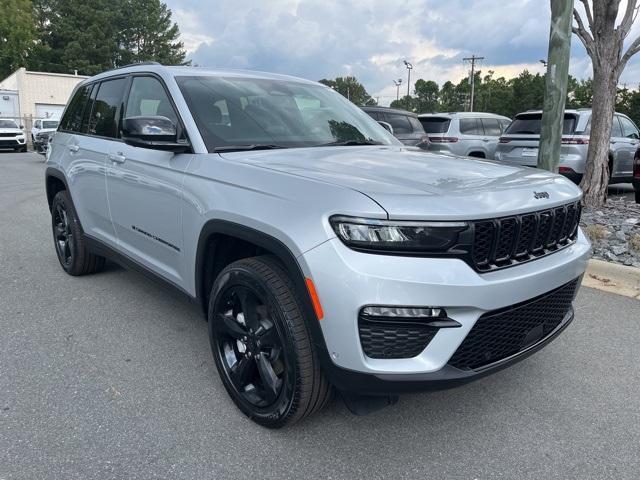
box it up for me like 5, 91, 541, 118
31, 119, 60, 142
0, 119, 27, 152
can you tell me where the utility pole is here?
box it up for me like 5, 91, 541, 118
393, 79, 403, 101
462, 54, 484, 112
403, 60, 413, 110
538, 0, 572, 172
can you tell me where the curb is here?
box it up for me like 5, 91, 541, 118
583, 259, 640, 299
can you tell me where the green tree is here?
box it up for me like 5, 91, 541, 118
29, 0, 187, 75
413, 79, 439, 113
319, 76, 376, 106
0, 0, 36, 78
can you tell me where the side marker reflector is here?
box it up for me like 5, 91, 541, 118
305, 278, 324, 321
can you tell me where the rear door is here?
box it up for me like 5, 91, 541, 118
480, 118, 503, 159
105, 74, 192, 285
458, 117, 486, 156
615, 115, 640, 179
383, 112, 423, 145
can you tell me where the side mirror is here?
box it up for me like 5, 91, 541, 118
122, 116, 190, 152
20, 125, 24, 130
378, 121, 394, 135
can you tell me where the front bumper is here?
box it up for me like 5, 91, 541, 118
300, 228, 591, 391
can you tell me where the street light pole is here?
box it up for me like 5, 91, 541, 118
393, 79, 403, 101
403, 60, 413, 110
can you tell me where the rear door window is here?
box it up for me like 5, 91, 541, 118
384, 113, 413, 134
459, 118, 484, 135
60, 84, 93, 132
419, 117, 451, 134
87, 78, 128, 138
481, 118, 502, 136
506, 113, 576, 135
611, 116, 623, 137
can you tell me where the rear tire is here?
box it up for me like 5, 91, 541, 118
51, 190, 105, 276
208, 256, 332, 428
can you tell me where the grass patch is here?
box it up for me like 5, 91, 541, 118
583, 224, 608, 242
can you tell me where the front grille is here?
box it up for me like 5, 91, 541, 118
471, 202, 581, 271
448, 279, 579, 370
0, 139, 19, 147
358, 317, 438, 359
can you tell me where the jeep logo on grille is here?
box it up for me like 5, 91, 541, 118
534, 191, 550, 199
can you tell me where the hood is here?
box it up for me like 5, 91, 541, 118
221, 146, 582, 220
0, 128, 23, 134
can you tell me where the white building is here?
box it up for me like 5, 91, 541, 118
0, 68, 89, 122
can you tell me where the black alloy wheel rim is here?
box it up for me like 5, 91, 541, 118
214, 285, 286, 407
54, 203, 74, 267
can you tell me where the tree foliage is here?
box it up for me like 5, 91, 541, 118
7, 0, 189, 76
0, 0, 35, 78
319, 76, 377, 106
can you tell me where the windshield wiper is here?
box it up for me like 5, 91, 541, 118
314, 139, 384, 147
213, 144, 288, 152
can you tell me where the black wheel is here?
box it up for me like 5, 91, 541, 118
51, 190, 105, 276
208, 256, 332, 428
635, 188, 640, 204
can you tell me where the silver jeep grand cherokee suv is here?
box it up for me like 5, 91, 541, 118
495, 109, 639, 184
45, 64, 591, 427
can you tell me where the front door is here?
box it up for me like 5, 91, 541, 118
105, 75, 191, 286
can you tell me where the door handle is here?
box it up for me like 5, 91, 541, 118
108, 152, 126, 164
68, 144, 79, 153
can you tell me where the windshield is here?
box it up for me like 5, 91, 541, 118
42, 120, 59, 129
419, 117, 451, 134
506, 113, 576, 135
0, 120, 19, 129
176, 76, 398, 151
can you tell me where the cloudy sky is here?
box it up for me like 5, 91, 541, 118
164, 0, 640, 105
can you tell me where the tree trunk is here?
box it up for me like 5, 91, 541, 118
579, 65, 618, 207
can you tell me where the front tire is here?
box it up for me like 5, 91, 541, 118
51, 190, 105, 275
208, 256, 332, 428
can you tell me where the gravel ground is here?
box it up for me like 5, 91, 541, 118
1, 152, 640, 480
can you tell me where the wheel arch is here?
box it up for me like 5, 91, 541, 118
45, 167, 70, 212
194, 219, 331, 366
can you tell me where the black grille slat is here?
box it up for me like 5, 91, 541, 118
472, 201, 580, 272
448, 279, 579, 370
358, 319, 438, 359
0, 133, 18, 137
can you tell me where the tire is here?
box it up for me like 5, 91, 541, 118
208, 256, 332, 428
635, 188, 640, 204
51, 190, 105, 276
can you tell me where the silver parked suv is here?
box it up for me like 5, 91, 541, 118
495, 109, 639, 184
45, 64, 591, 427
419, 112, 511, 159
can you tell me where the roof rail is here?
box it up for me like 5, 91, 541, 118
102, 61, 162, 74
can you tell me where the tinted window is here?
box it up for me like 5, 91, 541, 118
42, 120, 59, 129
506, 113, 576, 135
619, 116, 639, 139
408, 116, 424, 132
34, 120, 41, 129
611, 117, 622, 137
385, 113, 413, 134
87, 78, 127, 138
60, 85, 92, 132
500, 119, 511, 131
481, 118, 502, 136
364, 110, 380, 121
80, 84, 97, 133
176, 76, 396, 151
459, 118, 483, 135
419, 117, 451, 134
125, 76, 179, 125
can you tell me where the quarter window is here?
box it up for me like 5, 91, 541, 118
60, 85, 92, 132
87, 78, 127, 138
385, 113, 413, 134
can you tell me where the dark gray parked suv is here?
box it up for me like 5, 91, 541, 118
361, 106, 429, 149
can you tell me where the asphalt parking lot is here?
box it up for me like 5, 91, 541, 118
1, 151, 639, 479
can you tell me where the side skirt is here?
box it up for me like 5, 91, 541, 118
84, 234, 199, 309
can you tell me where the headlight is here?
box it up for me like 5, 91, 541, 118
330, 215, 469, 253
